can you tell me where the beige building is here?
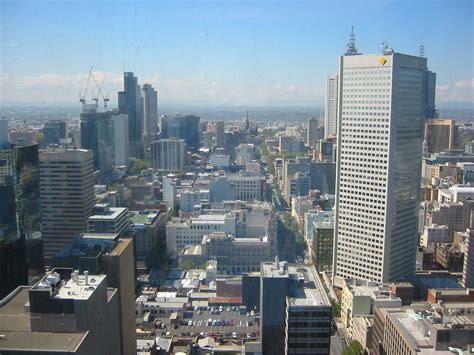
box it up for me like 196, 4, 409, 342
39, 148, 95, 262
340, 278, 402, 331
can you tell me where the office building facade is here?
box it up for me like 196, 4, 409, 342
119, 72, 143, 158
150, 138, 186, 172
333, 51, 429, 283
0, 143, 41, 298
39, 149, 95, 261
142, 83, 158, 150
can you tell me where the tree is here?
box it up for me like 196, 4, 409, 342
342, 340, 364, 355
330, 298, 341, 318
130, 159, 150, 174
180, 260, 196, 270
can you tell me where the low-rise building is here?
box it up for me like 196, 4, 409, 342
180, 189, 209, 212
340, 278, 402, 332
87, 203, 130, 235
180, 232, 273, 274
420, 224, 450, 247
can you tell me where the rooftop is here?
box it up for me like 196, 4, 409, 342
32, 271, 106, 301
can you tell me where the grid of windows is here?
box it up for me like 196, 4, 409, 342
334, 54, 425, 283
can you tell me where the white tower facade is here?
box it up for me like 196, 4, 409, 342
324, 75, 338, 138
333, 51, 428, 283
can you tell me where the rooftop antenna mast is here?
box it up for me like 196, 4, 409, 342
419, 44, 425, 58
345, 25, 359, 55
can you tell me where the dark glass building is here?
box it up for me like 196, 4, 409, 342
0, 143, 42, 298
42, 120, 67, 147
80, 104, 114, 173
118, 72, 143, 157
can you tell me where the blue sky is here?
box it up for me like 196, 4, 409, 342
0, 0, 473, 106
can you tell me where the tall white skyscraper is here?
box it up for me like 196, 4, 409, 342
333, 48, 429, 283
111, 113, 129, 167
324, 75, 338, 138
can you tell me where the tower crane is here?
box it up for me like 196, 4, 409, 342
79, 66, 93, 105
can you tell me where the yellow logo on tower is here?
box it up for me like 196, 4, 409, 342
379, 57, 387, 65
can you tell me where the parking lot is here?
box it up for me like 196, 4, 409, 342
156, 308, 260, 340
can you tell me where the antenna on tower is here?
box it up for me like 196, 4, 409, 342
419, 44, 425, 58
345, 25, 359, 55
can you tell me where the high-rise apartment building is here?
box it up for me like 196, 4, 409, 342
333, 49, 430, 283
325, 75, 338, 138
111, 112, 130, 167
39, 149, 95, 261
142, 83, 158, 150
119, 72, 143, 158
150, 138, 186, 172
307, 117, 318, 146
0, 135, 42, 298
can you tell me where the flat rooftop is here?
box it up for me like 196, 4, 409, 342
288, 265, 330, 307
32, 271, 106, 301
89, 207, 127, 220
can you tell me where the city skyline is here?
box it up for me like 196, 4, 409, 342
1, 0, 473, 106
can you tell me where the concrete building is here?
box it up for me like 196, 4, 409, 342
163, 176, 178, 213
39, 149, 95, 262
279, 136, 305, 153
151, 138, 186, 172
261, 261, 332, 355
425, 118, 457, 154
166, 213, 236, 254
87, 203, 130, 235
420, 224, 450, 247
50, 235, 136, 354
325, 75, 338, 138
381, 307, 474, 354
209, 175, 237, 202
438, 185, 474, 204
142, 83, 158, 150
228, 173, 266, 202
235, 143, 255, 165
129, 210, 164, 261
334, 51, 430, 283
209, 153, 230, 168
180, 232, 273, 274
307, 117, 318, 146
464, 228, 474, 288
0, 269, 121, 354
340, 279, 402, 331
311, 216, 334, 273
42, 120, 67, 147
180, 189, 210, 212
110, 112, 129, 167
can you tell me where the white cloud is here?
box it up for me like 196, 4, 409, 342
436, 78, 474, 103
0, 71, 326, 105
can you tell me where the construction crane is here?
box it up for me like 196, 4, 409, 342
79, 66, 94, 105
90, 71, 110, 109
